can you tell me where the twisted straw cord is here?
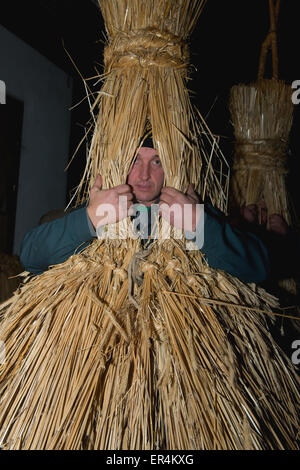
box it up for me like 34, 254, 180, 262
128, 247, 153, 308
233, 139, 288, 173
104, 28, 189, 69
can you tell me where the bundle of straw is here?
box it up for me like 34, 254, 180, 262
229, 79, 294, 224
73, 0, 228, 212
0, 0, 299, 450
0, 253, 23, 304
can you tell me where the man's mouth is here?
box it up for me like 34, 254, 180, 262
135, 184, 152, 191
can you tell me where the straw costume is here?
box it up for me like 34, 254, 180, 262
0, 0, 299, 450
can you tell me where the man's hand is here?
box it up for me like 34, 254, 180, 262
159, 184, 201, 232
240, 204, 258, 224
87, 175, 134, 230
240, 203, 268, 225
240, 203, 288, 236
269, 214, 289, 236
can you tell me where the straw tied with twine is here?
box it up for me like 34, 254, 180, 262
104, 28, 189, 70
233, 138, 289, 174
98, 25, 192, 297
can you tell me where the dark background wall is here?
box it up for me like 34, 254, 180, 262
1, 0, 300, 224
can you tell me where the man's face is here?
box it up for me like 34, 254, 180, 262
127, 147, 164, 206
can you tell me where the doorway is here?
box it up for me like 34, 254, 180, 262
0, 95, 24, 254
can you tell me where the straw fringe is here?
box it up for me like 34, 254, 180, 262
0, 238, 299, 450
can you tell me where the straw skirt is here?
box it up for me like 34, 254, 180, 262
0, 238, 299, 450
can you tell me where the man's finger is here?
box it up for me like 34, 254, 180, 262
128, 204, 135, 217
119, 192, 134, 201
260, 207, 268, 225
160, 187, 182, 197
269, 214, 288, 230
159, 194, 173, 205
258, 199, 267, 209
187, 184, 195, 195
269, 213, 285, 221
92, 174, 102, 191
245, 204, 258, 213
187, 184, 199, 201
115, 184, 132, 194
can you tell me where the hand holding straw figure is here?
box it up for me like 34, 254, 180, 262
159, 185, 201, 233
87, 174, 134, 229
240, 202, 289, 236
87, 146, 203, 234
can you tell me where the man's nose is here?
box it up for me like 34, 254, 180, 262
139, 163, 150, 180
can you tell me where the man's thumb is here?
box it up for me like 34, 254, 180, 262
93, 174, 102, 190
187, 184, 196, 197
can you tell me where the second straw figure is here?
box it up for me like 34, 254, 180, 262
229, 0, 299, 324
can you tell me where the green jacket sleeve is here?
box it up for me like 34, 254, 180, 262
20, 206, 96, 275
20, 202, 270, 283
191, 203, 270, 283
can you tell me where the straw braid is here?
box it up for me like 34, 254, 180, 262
104, 28, 189, 70
233, 139, 288, 174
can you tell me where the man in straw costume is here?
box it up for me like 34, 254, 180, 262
0, 0, 299, 450
20, 140, 269, 284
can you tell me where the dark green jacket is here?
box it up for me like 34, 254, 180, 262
20, 203, 270, 283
